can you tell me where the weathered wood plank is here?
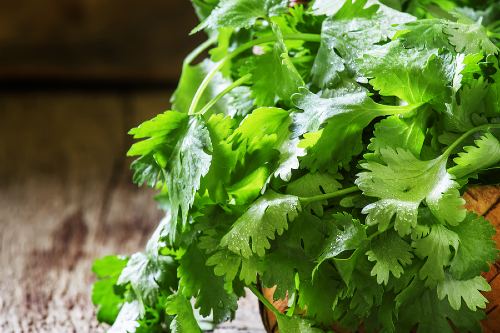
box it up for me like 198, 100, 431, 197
0, 91, 264, 332
0, 0, 203, 82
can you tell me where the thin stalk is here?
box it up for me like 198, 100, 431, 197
300, 186, 360, 205
443, 123, 500, 158
376, 102, 425, 116
489, 32, 500, 40
195, 74, 252, 115
290, 55, 316, 64
368, 227, 390, 241
188, 33, 321, 115
488, 21, 500, 31
248, 285, 282, 318
184, 36, 217, 66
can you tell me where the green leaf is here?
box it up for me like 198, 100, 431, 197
397, 279, 484, 333
298, 264, 343, 325
221, 191, 301, 257
108, 301, 141, 333
193, 0, 289, 33
165, 293, 202, 333
356, 148, 465, 236
118, 252, 177, 310
251, 24, 304, 107
92, 256, 129, 324
444, 18, 499, 55
286, 172, 342, 216
260, 244, 310, 299
359, 42, 454, 104
276, 314, 324, 333
128, 111, 188, 187
229, 106, 302, 181
128, 113, 213, 237
437, 274, 491, 311
207, 248, 261, 287
316, 213, 367, 269
396, 17, 499, 55
450, 213, 498, 280
178, 244, 238, 323
366, 230, 413, 285
311, 5, 413, 87
367, 113, 428, 160
443, 80, 491, 133
413, 224, 459, 284
293, 86, 413, 171
166, 117, 212, 235
449, 132, 500, 179
203, 113, 238, 203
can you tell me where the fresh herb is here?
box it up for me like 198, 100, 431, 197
93, 0, 500, 332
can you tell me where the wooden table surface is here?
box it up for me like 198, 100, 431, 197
0, 90, 265, 333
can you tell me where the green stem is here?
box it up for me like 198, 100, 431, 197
188, 33, 321, 115
299, 186, 360, 205
489, 32, 500, 40
195, 73, 252, 115
488, 21, 500, 31
290, 55, 316, 64
184, 36, 217, 66
377, 102, 425, 116
248, 285, 282, 318
443, 123, 500, 158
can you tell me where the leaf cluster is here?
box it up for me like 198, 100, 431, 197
92, 0, 500, 332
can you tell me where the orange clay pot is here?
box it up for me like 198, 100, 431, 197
260, 186, 500, 333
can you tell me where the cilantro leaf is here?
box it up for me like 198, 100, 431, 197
311, 5, 413, 87
286, 172, 342, 216
397, 17, 498, 55
367, 113, 428, 159
221, 191, 302, 257
178, 244, 238, 323
396, 279, 484, 333
165, 117, 212, 235
193, 0, 289, 33
359, 42, 454, 104
92, 256, 129, 324
413, 224, 459, 284
228, 106, 302, 182
449, 132, 500, 179
128, 111, 188, 187
165, 293, 202, 333
118, 251, 177, 310
449, 213, 498, 280
108, 301, 141, 333
444, 18, 499, 55
276, 314, 324, 333
437, 274, 491, 311
128, 114, 212, 237
298, 264, 343, 325
316, 213, 367, 269
366, 230, 413, 285
207, 248, 261, 287
251, 24, 305, 107
293, 86, 415, 171
356, 148, 465, 236
443, 80, 491, 133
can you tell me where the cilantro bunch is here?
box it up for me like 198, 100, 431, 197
92, 0, 500, 332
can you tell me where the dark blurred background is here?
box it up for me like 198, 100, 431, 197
0, 2, 265, 332
0, 0, 202, 86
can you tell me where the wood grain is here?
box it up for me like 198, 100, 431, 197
0, 0, 203, 82
0, 91, 264, 332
